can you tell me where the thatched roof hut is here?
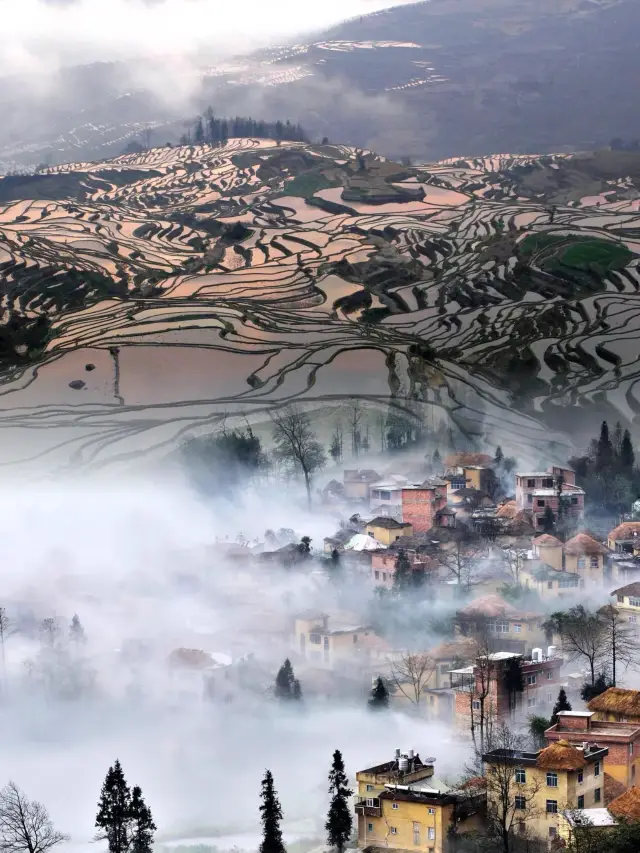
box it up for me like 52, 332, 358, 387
587, 687, 640, 717
536, 740, 586, 771
608, 786, 640, 821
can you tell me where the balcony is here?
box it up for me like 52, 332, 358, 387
355, 797, 381, 817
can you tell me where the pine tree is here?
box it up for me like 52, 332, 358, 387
621, 429, 635, 472
551, 688, 572, 725
368, 676, 389, 711
69, 614, 86, 645
95, 760, 132, 853
542, 505, 556, 534
494, 446, 504, 467
259, 770, 286, 853
393, 549, 412, 592
129, 787, 156, 853
596, 421, 614, 471
326, 750, 353, 853
432, 449, 441, 469
275, 659, 301, 701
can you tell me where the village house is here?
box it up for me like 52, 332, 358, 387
365, 480, 448, 533
371, 550, 439, 589
343, 469, 382, 502
608, 522, 640, 554
563, 533, 610, 583
515, 466, 585, 529
521, 562, 582, 599
366, 517, 413, 546
293, 612, 389, 671
531, 534, 564, 570
443, 453, 496, 503
612, 582, 640, 629
559, 785, 640, 846
610, 553, 640, 586
455, 595, 546, 654
483, 741, 608, 845
450, 650, 563, 730
587, 687, 640, 726
545, 710, 640, 793
355, 748, 485, 853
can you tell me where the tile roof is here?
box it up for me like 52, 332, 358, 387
563, 533, 609, 556
588, 687, 640, 716
367, 517, 412, 529
612, 581, 640, 597
608, 522, 640, 541
608, 786, 640, 821
533, 534, 563, 547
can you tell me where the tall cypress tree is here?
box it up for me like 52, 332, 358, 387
368, 676, 389, 711
551, 688, 572, 725
275, 659, 301, 701
596, 421, 614, 471
494, 446, 504, 467
95, 760, 131, 853
130, 786, 156, 853
621, 430, 635, 472
259, 770, 286, 853
393, 550, 412, 592
326, 750, 353, 853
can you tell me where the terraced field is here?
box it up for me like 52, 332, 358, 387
2, 138, 640, 472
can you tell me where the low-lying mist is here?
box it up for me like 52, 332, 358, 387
0, 472, 470, 849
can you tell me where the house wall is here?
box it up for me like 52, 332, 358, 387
402, 489, 437, 533
521, 571, 582, 599
565, 553, 605, 583
535, 544, 564, 571
358, 795, 452, 853
366, 523, 412, 546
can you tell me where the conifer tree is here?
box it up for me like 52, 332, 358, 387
551, 687, 572, 725
69, 614, 86, 645
596, 420, 614, 471
95, 760, 132, 853
393, 549, 412, 592
432, 448, 441, 469
292, 678, 302, 701
494, 446, 504, 467
621, 429, 635, 472
129, 786, 156, 853
259, 771, 286, 853
326, 750, 353, 853
275, 659, 301, 701
542, 505, 556, 534
368, 676, 389, 711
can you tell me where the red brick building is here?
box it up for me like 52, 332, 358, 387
370, 551, 438, 588
515, 466, 585, 529
400, 481, 448, 533
545, 711, 640, 797
451, 651, 563, 730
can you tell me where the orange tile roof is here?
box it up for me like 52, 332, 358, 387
536, 741, 586, 771
563, 533, 609, 556
533, 534, 563, 547
497, 501, 518, 519
457, 594, 517, 618
608, 522, 640, 541
608, 786, 640, 821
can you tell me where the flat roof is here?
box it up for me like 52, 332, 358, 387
557, 711, 594, 718
561, 808, 617, 828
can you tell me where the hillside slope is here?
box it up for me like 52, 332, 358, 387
1, 139, 640, 470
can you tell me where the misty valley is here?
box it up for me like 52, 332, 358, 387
5, 3, 640, 853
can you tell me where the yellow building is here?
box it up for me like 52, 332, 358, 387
366, 517, 413, 546
563, 533, 609, 583
355, 749, 484, 853
612, 583, 640, 629
293, 612, 390, 670
483, 741, 608, 845
521, 563, 582, 599
587, 687, 640, 725
531, 534, 564, 570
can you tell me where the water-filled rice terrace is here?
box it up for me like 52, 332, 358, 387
2, 138, 640, 472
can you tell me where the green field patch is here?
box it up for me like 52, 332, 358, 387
519, 233, 566, 256
285, 172, 336, 198
559, 240, 632, 271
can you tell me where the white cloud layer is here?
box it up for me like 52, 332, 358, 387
0, 0, 423, 74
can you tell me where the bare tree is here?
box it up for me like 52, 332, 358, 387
598, 604, 637, 686
436, 534, 485, 589
271, 406, 326, 508
482, 723, 542, 853
467, 639, 496, 754
140, 126, 153, 151
348, 402, 363, 458
389, 652, 436, 709
544, 606, 607, 685
0, 608, 16, 697
500, 548, 527, 586
39, 619, 59, 650
0, 781, 68, 853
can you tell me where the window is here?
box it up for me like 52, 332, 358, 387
492, 620, 510, 633
546, 772, 558, 788
527, 697, 537, 708
546, 800, 558, 814
428, 808, 436, 815
518, 822, 526, 835
527, 479, 536, 488
390, 828, 397, 835
578, 795, 584, 809
382, 573, 387, 582
392, 803, 399, 810
353, 635, 358, 644
630, 743, 635, 756
543, 478, 554, 488
594, 762, 600, 777
428, 828, 436, 841
537, 499, 546, 508
577, 558, 586, 570
570, 496, 578, 505
368, 824, 373, 833
514, 624, 522, 633
618, 595, 625, 603
515, 795, 526, 810
528, 494, 533, 504
548, 692, 553, 702
380, 490, 391, 501
413, 823, 420, 845
590, 556, 599, 568
546, 670, 552, 679
560, 578, 579, 588
630, 615, 638, 624
324, 637, 329, 652
630, 597, 640, 608
310, 634, 321, 644
515, 769, 526, 784
548, 581, 553, 589
578, 770, 583, 784
549, 828, 557, 839
366, 785, 375, 792
472, 700, 481, 710
527, 674, 537, 686
595, 788, 601, 803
